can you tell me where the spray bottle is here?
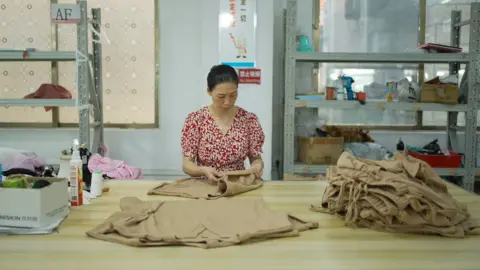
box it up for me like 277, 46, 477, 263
69, 139, 83, 206
339, 75, 355, 100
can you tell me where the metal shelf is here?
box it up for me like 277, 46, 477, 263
0, 4, 105, 156
293, 163, 469, 176
295, 100, 469, 112
304, 63, 423, 70
279, 0, 480, 192
294, 52, 470, 64
0, 51, 76, 62
0, 99, 76, 107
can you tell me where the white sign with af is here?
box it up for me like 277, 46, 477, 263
51, 4, 81, 24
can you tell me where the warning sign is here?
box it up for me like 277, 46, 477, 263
238, 68, 261, 85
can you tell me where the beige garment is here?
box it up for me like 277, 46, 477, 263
86, 197, 318, 248
283, 173, 326, 181
311, 152, 480, 238
147, 170, 263, 199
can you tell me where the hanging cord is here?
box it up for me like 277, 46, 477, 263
89, 23, 111, 44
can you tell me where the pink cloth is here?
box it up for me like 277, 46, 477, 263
87, 153, 143, 179
24, 83, 72, 112
4, 152, 45, 172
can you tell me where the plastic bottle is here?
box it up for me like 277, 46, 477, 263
90, 170, 103, 198
69, 139, 83, 206
336, 90, 345, 101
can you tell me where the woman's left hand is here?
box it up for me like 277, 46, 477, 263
251, 163, 263, 178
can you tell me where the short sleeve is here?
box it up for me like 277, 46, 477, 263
181, 113, 201, 159
247, 114, 265, 159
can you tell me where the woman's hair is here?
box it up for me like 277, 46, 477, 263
207, 64, 239, 91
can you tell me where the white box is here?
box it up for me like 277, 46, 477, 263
0, 177, 70, 228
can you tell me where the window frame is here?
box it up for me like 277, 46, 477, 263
0, 0, 159, 129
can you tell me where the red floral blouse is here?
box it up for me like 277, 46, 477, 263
181, 106, 265, 172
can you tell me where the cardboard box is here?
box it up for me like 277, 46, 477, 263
420, 83, 459, 104
298, 136, 344, 165
0, 177, 69, 228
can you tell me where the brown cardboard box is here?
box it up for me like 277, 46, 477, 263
298, 136, 344, 165
420, 83, 458, 104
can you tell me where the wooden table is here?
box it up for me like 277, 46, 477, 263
0, 180, 479, 270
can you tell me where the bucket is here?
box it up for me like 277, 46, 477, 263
326, 87, 336, 100
356, 92, 366, 101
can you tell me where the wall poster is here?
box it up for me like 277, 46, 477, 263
218, 0, 256, 68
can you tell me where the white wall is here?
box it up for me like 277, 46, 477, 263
0, 0, 274, 179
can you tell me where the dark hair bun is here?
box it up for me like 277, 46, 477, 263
207, 64, 239, 91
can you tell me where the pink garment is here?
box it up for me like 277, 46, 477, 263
4, 152, 45, 172
88, 153, 143, 179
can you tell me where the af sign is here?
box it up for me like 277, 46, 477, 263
51, 4, 81, 24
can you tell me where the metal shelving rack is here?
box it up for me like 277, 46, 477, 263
0, 1, 104, 155
282, 0, 480, 192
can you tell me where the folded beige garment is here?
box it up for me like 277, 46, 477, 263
312, 152, 480, 238
147, 170, 262, 199
86, 197, 318, 248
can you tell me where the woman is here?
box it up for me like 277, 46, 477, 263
181, 64, 265, 181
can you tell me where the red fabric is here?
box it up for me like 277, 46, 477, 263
181, 106, 265, 172
24, 83, 72, 111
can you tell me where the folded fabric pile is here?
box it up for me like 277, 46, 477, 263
86, 197, 318, 248
311, 152, 480, 238
147, 170, 263, 199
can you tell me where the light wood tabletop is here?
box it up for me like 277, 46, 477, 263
0, 180, 479, 270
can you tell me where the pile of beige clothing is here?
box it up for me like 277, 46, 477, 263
312, 152, 480, 237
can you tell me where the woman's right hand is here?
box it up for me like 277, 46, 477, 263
200, 166, 222, 181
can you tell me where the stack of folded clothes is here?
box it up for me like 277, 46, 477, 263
312, 152, 480, 238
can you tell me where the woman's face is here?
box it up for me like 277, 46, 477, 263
209, 82, 238, 109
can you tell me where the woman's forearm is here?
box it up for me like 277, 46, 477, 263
250, 155, 264, 169
182, 158, 205, 177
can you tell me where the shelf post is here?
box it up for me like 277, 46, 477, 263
283, 0, 297, 178
416, 0, 426, 129
447, 10, 462, 152
77, 0, 90, 149
51, 0, 60, 128
463, 3, 480, 192
91, 8, 104, 156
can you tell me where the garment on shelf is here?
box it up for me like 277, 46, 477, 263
312, 152, 480, 238
344, 142, 393, 160
86, 197, 318, 248
23, 83, 72, 111
88, 153, 143, 180
147, 170, 262, 199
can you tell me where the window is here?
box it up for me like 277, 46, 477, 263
310, 0, 478, 129
423, 0, 479, 127
315, 0, 420, 128
0, 0, 158, 128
